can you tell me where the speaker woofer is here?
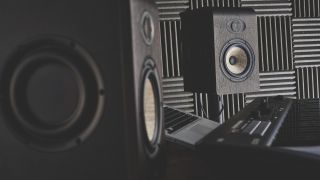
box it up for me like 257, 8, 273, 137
220, 39, 255, 82
2, 36, 105, 152
140, 58, 162, 157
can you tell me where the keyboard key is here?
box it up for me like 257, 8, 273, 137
168, 117, 198, 133
242, 120, 261, 135
240, 121, 251, 130
231, 120, 244, 130
165, 113, 186, 126
253, 121, 271, 136
164, 106, 199, 134
167, 114, 188, 126
167, 116, 198, 134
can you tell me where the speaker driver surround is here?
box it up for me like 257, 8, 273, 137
220, 39, 255, 82
2, 36, 105, 152
140, 58, 162, 157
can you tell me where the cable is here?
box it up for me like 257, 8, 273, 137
217, 95, 224, 117
200, 98, 208, 118
199, 95, 224, 119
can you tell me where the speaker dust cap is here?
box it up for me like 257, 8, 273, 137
2, 36, 105, 152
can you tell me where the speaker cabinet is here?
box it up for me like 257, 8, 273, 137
0, 0, 164, 180
180, 8, 260, 95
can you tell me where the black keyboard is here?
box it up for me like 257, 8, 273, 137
202, 96, 293, 147
164, 106, 198, 134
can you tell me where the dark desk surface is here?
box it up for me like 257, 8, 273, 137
165, 141, 320, 180
165, 142, 208, 180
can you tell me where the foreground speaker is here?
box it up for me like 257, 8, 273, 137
180, 8, 260, 95
0, 0, 164, 180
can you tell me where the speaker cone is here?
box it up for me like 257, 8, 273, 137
144, 77, 156, 142
2, 36, 105, 152
140, 58, 162, 157
220, 39, 255, 81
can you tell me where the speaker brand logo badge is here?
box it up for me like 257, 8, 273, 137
227, 19, 246, 33
141, 11, 155, 45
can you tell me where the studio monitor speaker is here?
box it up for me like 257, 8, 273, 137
0, 0, 164, 180
180, 8, 260, 95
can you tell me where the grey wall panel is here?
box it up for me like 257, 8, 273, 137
157, 1, 196, 114
293, 0, 320, 18
163, 77, 195, 113
189, 0, 240, 9
292, 1, 320, 101
293, 18, 320, 68
221, 94, 246, 122
194, 93, 210, 118
160, 20, 182, 77
296, 67, 320, 99
258, 16, 294, 71
156, 0, 189, 20
245, 71, 297, 104
241, 0, 292, 16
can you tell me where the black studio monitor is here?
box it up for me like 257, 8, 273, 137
0, 0, 164, 180
180, 8, 260, 95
